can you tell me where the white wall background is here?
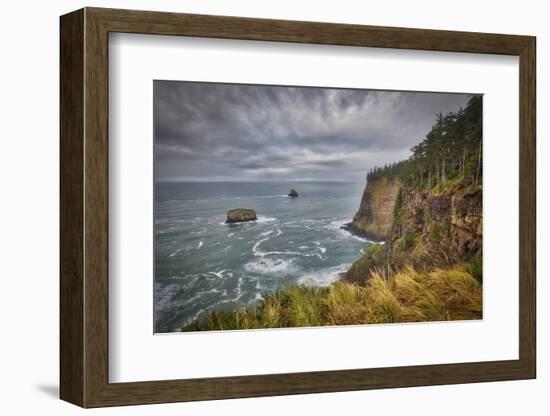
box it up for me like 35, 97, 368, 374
0, 0, 546, 414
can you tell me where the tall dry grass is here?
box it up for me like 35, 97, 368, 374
181, 263, 482, 331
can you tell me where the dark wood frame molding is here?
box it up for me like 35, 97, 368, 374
60, 7, 536, 408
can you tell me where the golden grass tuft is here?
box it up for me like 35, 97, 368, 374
389, 265, 483, 322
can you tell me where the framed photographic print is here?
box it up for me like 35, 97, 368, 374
60, 7, 536, 408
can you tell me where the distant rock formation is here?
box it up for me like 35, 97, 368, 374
225, 208, 257, 224
288, 189, 299, 197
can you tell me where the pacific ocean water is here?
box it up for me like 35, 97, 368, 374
154, 181, 373, 332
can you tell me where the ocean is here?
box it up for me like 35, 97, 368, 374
154, 181, 373, 332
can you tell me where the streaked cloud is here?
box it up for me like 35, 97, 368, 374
154, 81, 471, 182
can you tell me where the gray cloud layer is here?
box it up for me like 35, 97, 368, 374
154, 81, 471, 182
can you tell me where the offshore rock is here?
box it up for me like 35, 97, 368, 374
225, 208, 257, 224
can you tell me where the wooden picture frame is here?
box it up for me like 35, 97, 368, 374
60, 7, 536, 408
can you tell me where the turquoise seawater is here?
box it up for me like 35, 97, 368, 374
154, 181, 372, 332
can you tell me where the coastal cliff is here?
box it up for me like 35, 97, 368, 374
389, 182, 482, 265
345, 179, 482, 285
346, 95, 483, 285
343, 176, 401, 241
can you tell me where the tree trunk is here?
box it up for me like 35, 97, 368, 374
462, 147, 466, 175
474, 145, 482, 186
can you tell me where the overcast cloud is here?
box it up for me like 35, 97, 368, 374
154, 81, 471, 182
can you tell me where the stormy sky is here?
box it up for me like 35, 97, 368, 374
154, 81, 471, 182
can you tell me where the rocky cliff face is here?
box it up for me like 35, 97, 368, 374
389, 183, 482, 267
345, 178, 482, 285
344, 176, 401, 241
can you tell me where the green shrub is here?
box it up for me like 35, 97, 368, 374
466, 253, 483, 282
430, 225, 444, 241
345, 243, 386, 285
403, 233, 418, 249
393, 188, 403, 219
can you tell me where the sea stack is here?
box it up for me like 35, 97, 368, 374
225, 208, 257, 224
288, 189, 299, 197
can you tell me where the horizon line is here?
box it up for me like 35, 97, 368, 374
155, 179, 366, 183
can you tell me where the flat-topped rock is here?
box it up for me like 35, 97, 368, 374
288, 189, 299, 197
226, 208, 257, 224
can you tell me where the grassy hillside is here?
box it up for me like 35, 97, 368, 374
181, 262, 481, 331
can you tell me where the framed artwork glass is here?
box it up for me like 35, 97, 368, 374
60, 7, 536, 407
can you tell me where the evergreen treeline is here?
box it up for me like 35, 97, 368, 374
367, 96, 482, 188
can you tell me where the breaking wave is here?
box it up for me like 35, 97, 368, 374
298, 263, 351, 287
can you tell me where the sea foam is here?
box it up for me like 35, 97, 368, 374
244, 258, 297, 274
297, 263, 351, 287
